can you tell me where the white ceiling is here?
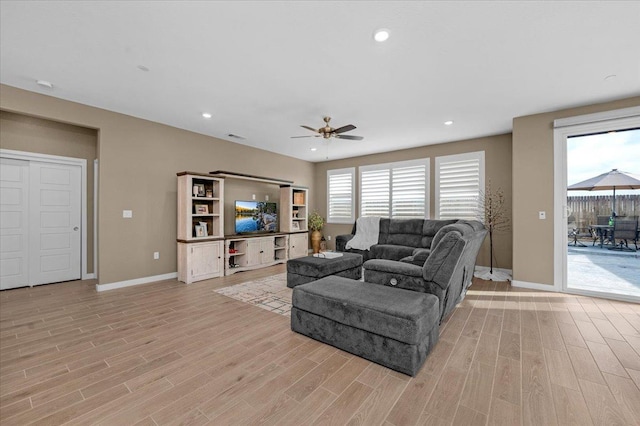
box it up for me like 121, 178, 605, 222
2, 1, 639, 162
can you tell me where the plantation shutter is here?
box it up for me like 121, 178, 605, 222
435, 151, 485, 220
360, 159, 429, 218
391, 164, 427, 218
327, 168, 355, 223
360, 167, 390, 217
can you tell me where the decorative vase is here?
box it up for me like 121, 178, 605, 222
311, 230, 322, 254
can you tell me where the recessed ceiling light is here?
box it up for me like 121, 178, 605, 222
202, 112, 212, 119
373, 29, 390, 42
137, 65, 150, 72
227, 133, 246, 140
36, 80, 53, 89
604, 74, 617, 82
444, 120, 454, 126
310, 147, 317, 152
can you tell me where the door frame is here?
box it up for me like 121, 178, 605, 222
553, 106, 640, 302
0, 149, 92, 280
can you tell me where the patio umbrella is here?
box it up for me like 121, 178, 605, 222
567, 168, 640, 215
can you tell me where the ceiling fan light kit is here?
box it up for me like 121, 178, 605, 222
291, 116, 364, 141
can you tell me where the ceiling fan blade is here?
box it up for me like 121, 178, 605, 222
290, 135, 314, 138
335, 134, 363, 140
333, 124, 356, 134
300, 125, 319, 132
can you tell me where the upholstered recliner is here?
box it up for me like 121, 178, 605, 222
363, 220, 487, 323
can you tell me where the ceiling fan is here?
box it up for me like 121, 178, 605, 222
291, 116, 363, 140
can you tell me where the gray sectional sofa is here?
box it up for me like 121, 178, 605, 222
291, 219, 488, 376
335, 218, 457, 262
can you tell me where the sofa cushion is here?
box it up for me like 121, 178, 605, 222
421, 219, 457, 248
377, 219, 391, 244
292, 276, 439, 345
370, 244, 416, 261
384, 219, 424, 247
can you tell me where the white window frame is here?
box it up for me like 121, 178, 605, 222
359, 158, 430, 219
326, 167, 355, 224
435, 151, 485, 220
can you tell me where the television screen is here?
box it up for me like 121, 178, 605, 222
235, 201, 278, 234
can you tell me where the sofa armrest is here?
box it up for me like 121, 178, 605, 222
335, 234, 354, 252
423, 231, 465, 290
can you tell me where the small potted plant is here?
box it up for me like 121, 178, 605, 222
308, 211, 325, 253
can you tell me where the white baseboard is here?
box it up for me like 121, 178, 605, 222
511, 280, 558, 292
96, 272, 177, 292
83, 273, 96, 280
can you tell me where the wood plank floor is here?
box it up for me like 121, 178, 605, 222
1, 265, 640, 425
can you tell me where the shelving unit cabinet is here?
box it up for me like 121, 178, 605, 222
177, 173, 224, 240
280, 186, 309, 232
177, 172, 225, 284
224, 234, 289, 275
177, 170, 312, 280
274, 235, 288, 261
177, 241, 223, 284
288, 232, 309, 259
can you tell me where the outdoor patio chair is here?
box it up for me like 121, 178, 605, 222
568, 218, 591, 247
593, 215, 613, 246
612, 218, 638, 251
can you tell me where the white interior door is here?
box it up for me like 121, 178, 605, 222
29, 162, 81, 285
0, 158, 30, 290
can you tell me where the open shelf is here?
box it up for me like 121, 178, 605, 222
281, 186, 308, 233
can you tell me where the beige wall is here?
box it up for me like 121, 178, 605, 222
512, 96, 640, 286
0, 111, 98, 274
1, 84, 315, 285
314, 134, 513, 269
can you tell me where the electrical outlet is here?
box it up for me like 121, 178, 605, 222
123, 210, 133, 218
265, 195, 269, 201
252, 194, 256, 200
153, 252, 160, 260
539, 211, 546, 220
326, 235, 331, 241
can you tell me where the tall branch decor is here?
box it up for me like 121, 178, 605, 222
476, 180, 511, 281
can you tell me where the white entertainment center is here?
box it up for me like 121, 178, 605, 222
176, 171, 309, 283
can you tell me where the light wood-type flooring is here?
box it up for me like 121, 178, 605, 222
1, 264, 640, 425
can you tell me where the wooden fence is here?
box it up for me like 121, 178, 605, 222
567, 194, 639, 229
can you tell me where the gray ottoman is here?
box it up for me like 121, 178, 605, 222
286, 252, 363, 288
291, 276, 440, 376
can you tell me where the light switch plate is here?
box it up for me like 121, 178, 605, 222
539, 211, 546, 220
123, 210, 133, 218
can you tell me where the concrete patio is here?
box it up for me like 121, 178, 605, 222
567, 240, 640, 298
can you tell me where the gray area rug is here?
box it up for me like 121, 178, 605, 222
214, 273, 292, 316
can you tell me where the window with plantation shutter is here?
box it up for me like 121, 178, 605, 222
359, 158, 429, 218
435, 151, 485, 220
327, 168, 355, 223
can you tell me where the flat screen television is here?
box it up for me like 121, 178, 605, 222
234, 201, 278, 234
